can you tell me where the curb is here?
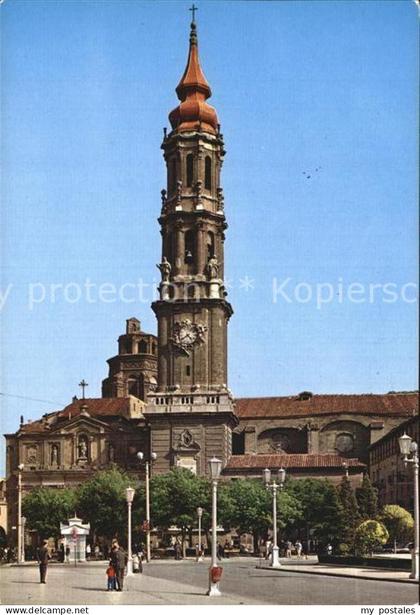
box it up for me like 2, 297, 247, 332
255, 565, 418, 584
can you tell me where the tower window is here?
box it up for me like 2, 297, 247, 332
186, 365, 191, 376
186, 153, 194, 187
205, 156, 212, 190
185, 229, 195, 263
170, 159, 177, 192
207, 231, 215, 260
139, 340, 148, 354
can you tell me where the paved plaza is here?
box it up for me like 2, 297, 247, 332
0, 558, 418, 606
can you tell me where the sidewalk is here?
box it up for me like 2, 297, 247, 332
256, 560, 417, 584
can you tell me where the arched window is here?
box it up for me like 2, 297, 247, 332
185, 229, 195, 263
186, 153, 194, 187
205, 156, 212, 190
207, 231, 215, 260
139, 340, 148, 354
166, 233, 174, 264
170, 159, 177, 192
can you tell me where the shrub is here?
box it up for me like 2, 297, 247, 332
354, 520, 389, 556
337, 542, 350, 556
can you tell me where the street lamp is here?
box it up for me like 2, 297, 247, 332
21, 517, 26, 564
137, 451, 157, 562
207, 456, 222, 597
398, 432, 419, 581
17, 463, 24, 565
125, 486, 135, 575
197, 506, 203, 562
262, 466, 286, 569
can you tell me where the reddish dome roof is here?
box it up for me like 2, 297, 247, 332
169, 21, 218, 135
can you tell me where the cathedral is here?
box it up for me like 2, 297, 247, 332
4, 17, 418, 540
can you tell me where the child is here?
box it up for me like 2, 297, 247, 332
106, 561, 116, 591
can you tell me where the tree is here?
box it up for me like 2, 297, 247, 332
354, 520, 389, 556
380, 505, 414, 553
220, 478, 271, 552
77, 465, 132, 540
287, 478, 345, 548
356, 474, 378, 520
337, 476, 361, 547
148, 468, 211, 553
22, 487, 77, 539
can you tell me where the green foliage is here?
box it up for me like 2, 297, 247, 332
337, 476, 361, 545
380, 505, 414, 550
287, 478, 345, 545
149, 468, 210, 534
356, 474, 378, 520
220, 479, 271, 539
354, 520, 389, 555
337, 542, 350, 555
77, 465, 132, 539
22, 487, 77, 539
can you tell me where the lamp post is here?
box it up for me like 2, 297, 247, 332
197, 506, 203, 562
207, 456, 222, 596
398, 432, 419, 581
125, 486, 135, 575
21, 516, 26, 563
263, 466, 286, 569
137, 451, 157, 562
17, 464, 24, 565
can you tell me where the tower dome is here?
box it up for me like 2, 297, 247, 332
169, 21, 218, 134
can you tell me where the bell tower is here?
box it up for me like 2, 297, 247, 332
145, 15, 237, 476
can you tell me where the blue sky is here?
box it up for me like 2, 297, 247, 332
1, 0, 418, 471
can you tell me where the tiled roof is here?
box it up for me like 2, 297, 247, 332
235, 393, 418, 419
225, 454, 365, 470
58, 398, 131, 418
18, 398, 134, 433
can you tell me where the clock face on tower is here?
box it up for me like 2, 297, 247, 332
171, 319, 207, 355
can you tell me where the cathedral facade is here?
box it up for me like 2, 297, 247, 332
4, 18, 418, 541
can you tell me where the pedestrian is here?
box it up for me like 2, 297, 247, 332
86, 543, 91, 560
94, 544, 100, 560
265, 539, 272, 560
132, 553, 140, 573
224, 539, 230, 558
217, 543, 224, 560
295, 540, 302, 559
37, 539, 50, 584
65, 545, 71, 563
174, 541, 182, 560
106, 560, 116, 590
326, 543, 333, 556
286, 541, 292, 558
110, 543, 127, 591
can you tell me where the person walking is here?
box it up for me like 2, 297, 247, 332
65, 545, 70, 563
37, 540, 50, 584
86, 543, 91, 560
174, 541, 182, 560
295, 540, 302, 559
110, 543, 127, 591
286, 541, 292, 558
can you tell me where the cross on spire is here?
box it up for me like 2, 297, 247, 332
189, 4, 198, 23
78, 379, 88, 399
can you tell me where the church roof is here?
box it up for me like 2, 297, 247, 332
224, 454, 365, 471
17, 397, 142, 433
58, 397, 132, 418
235, 393, 418, 419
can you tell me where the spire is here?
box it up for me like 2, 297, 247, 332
175, 20, 212, 101
169, 15, 218, 134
